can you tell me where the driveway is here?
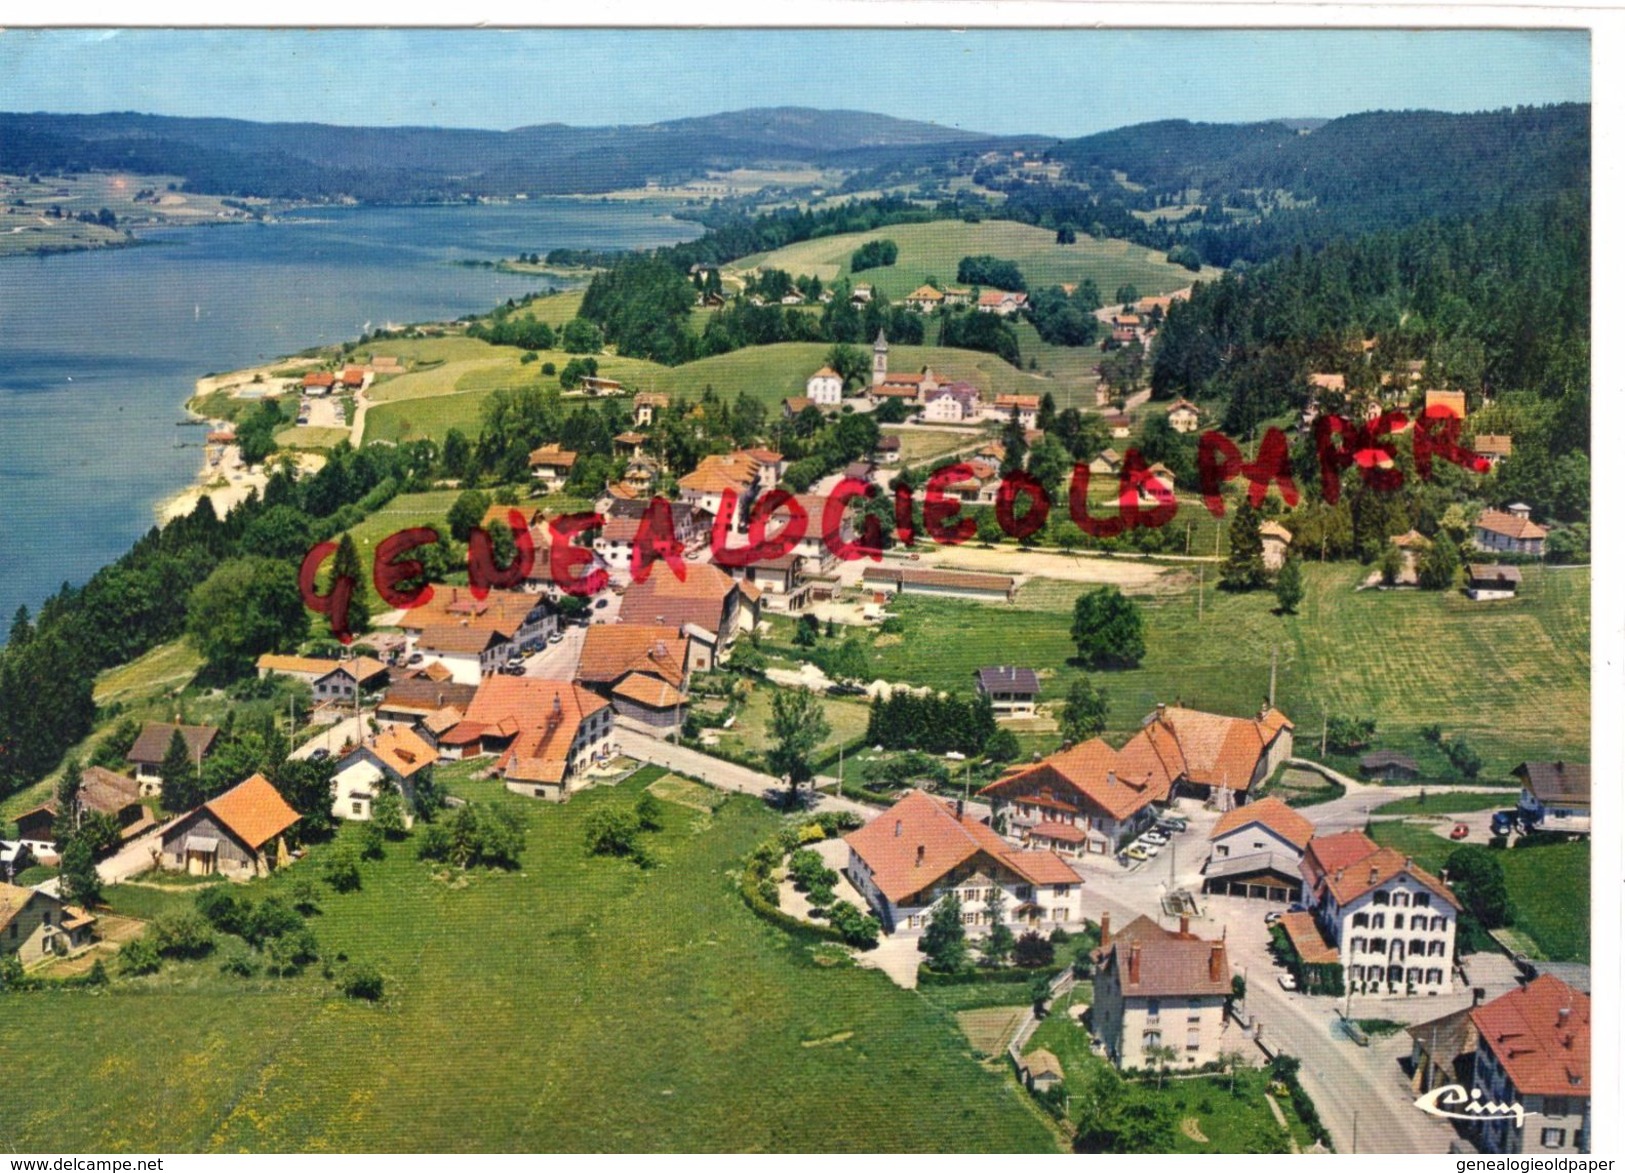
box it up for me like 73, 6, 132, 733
614, 727, 872, 819
97, 826, 164, 885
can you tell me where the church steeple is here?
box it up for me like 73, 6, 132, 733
871, 329, 889, 388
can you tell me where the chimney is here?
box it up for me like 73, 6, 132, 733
894, 819, 902, 838
1107, 770, 1117, 788
1369, 865, 1379, 885
1209, 944, 1223, 983
1403, 856, 1413, 872
1179, 914, 1190, 937
1559, 1007, 1572, 1027
915, 844, 925, 867
1155, 702, 1166, 721
1335, 867, 1345, 884
1473, 987, 1486, 1007
955, 799, 965, 821
1099, 911, 1111, 948
1128, 941, 1142, 985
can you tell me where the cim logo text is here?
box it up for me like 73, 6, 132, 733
1415, 1084, 1525, 1127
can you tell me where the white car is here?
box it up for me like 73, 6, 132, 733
1138, 840, 1162, 858
1278, 973, 1298, 991
1141, 830, 1169, 846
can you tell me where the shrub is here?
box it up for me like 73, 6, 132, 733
195, 886, 249, 936
583, 805, 642, 858
245, 896, 304, 947
359, 821, 386, 861
151, 912, 216, 960
118, 936, 162, 977
634, 789, 663, 832
1013, 931, 1056, 968
264, 927, 320, 976
827, 900, 881, 948
289, 877, 323, 917
339, 962, 385, 1001
220, 954, 258, 977
323, 849, 363, 893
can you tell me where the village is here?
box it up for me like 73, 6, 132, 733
2, 313, 1589, 1156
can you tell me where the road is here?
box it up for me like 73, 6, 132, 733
96, 826, 165, 885
614, 727, 873, 818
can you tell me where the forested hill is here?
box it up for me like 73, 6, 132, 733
1034, 104, 1589, 267
0, 107, 997, 201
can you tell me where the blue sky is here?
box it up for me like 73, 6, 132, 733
0, 28, 1589, 137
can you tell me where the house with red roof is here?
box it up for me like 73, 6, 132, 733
438, 676, 614, 801
1090, 911, 1233, 1069
842, 790, 1084, 936
980, 702, 1294, 857
619, 561, 740, 671
1298, 829, 1460, 995
806, 365, 844, 405
302, 370, 336, 394
1474, 504, 1548, 557
577, 624, 691, 737
158, 773, 301, 879
1469, 975, 1590, 1153
528, 443, 578, 494
1203, 796, 1315, 902
331, 726, 438, 823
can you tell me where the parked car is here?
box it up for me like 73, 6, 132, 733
1156, 814, 1187, 832
1450, 823, 1471, 840
1137, 841, 1162, 858
310, 747, 331, 762
1287, 902, 1308, 913
548, 631, 565, 644
1141, 830, 1169, 847
1124, 845, 1151, 862
1264, 910, 1284, 926
1491, 812, 1515, 835
406, 652, 425, 666
594, 597, 610, 609
501, 663, 526, 676
1278, 973, 1298, 991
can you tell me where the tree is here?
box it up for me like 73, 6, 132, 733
59, 836, 101, 907
371, 787, 408, 838
1059, 676, 1109, 743
1071, 586, 1146, 668
983, 727, 1020, 764
634, 789, 663, 832
185, 557, 309, 677
921, 892, 970, 973
328, 532, 370, 642
323, 847, 363, 893
560, 317, 604, 354
1145, 1042, 1179, 1090
1013, 930, 1056, 968
981, 887, 1014, 967
583, 805, 642, 858
446, 489, 492, 543
160, 727, 201, 814
1418, 535, 1460, 590
339, 961, 386, 1001
1446, 845, 1515, 929
765, 687, 830, 807
824, 342, 868, 389
1221, 502, 1269, 592
1379, 543, 1404, 585
1115, 284, 1139, 307
1274, 555, 1305, 614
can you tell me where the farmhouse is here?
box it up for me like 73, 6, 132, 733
677, 451, 767, 527
302, 370, 336, 394
528, 443, 578, 492
977, 290, 1028, 316
842, 790, 1084, 936
1474, 505, 1547, 557
1090, 912, 1232, 1070
903, 284, 945, 312
579, 376, 624, 397
613, 431, 647, 459
974, 666, 1040, 718
331, 726, 437, 822
1103, 413, 1132, 440
1017, 1049, 1064, 1093
876, 434, 902, 463
374, 677, 477, 729
1472, 434, 1513, 466
441, 676, 614, 801
398, 587, 554, 684
632, 392, 668, 427
1466, 564, 1523, 601
922, 382, 981, 424
1407, 1004, 1481, 1096
1468, 976, 1590, 1155
1166, 398, 1201, 433
1514, 761, 1589, 835
126, 721, 220, 798
1298, 830, 1459, 995
863, 565, 1015, 603
992, 394, 1040, 430
158, 773, 301, 879
577, 624, 691, 735
619, 561, 741, 671
1089, 448, 1123, 477
805, 365, 844, 405
255, 654, 390, 702
13, 767, 154, 855
0, 883, 96, 964
1203, 797, 1315, 901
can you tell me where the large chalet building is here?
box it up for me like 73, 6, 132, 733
1469, 975, 1591, 1154
979, 703, 1294, 856
843, 790, 1084, 937
438, 676, 613, 802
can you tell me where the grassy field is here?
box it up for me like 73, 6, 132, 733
0, 171, 263, 258
1371, 792, 1517, 816
1367, 822, 1588, 962
705, 681, 870, 761
826, 561, 1588, 775
728, 220, 1224, 300
0, 776, 1056, 1152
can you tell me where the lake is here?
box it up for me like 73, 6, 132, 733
0, 200, 697, 628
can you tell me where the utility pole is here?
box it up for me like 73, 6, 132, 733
1269, 645, 1278, 708
1184, 521, 1192, 556
1321, 710, 1328, 758
837, 743, 843, 798
1351, 1109, 1359, 1155
1197, 567, 1204, 621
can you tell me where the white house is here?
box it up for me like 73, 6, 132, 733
1297, 830, 1459, 995
921, 382, 981, 424
1203, 796, 1315, 902
1091, 912, 1232, 1070
1474, 504, 1548, 557
1514, 761, 1589, 835
806, 365, 844, 406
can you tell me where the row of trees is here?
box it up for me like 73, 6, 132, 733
863, 690, 998, 757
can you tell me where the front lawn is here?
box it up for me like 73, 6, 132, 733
0, 779, 1055, 1152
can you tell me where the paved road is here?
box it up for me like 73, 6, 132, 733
614, 727, 873, 818
349, 389, 370, 446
